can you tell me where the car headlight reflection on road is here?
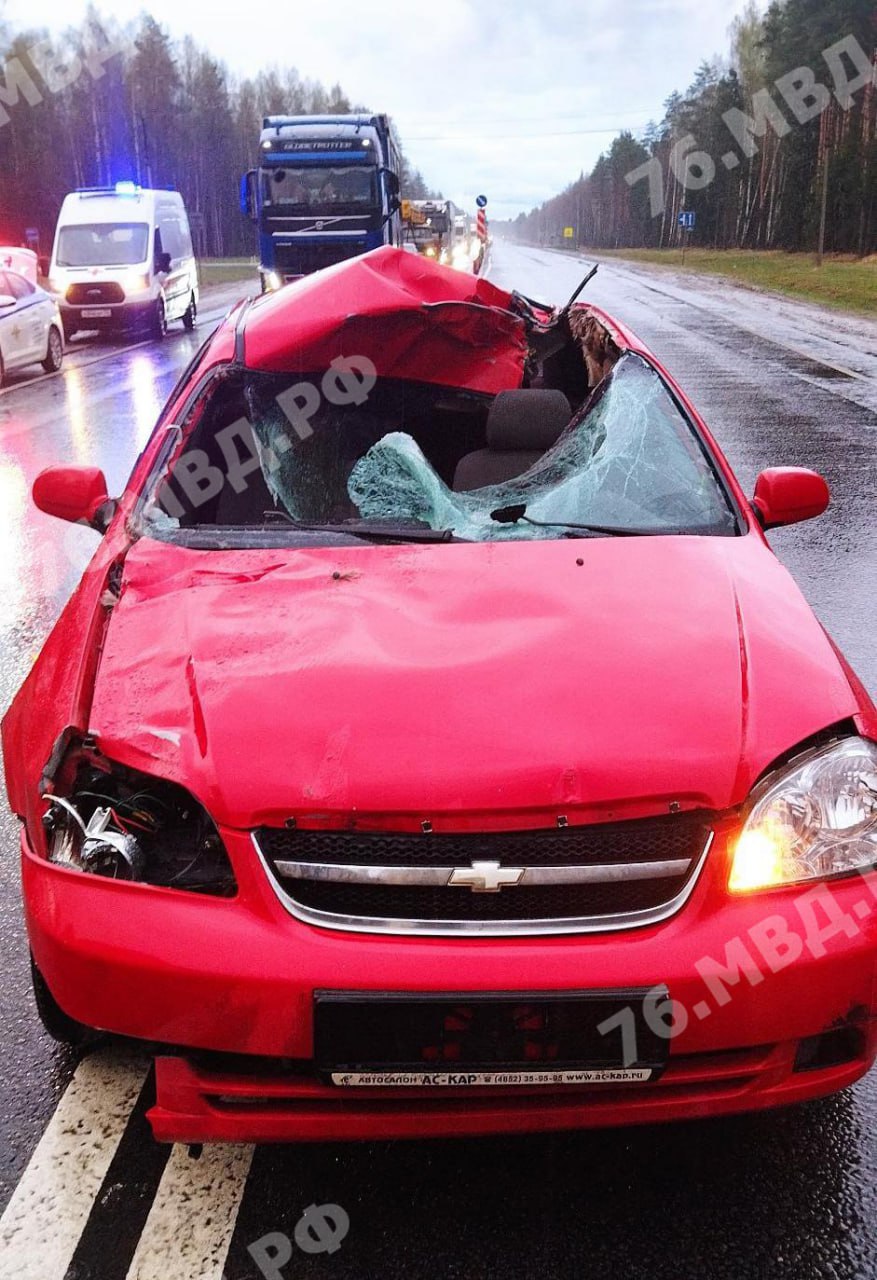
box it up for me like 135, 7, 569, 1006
730, 737, 877, 892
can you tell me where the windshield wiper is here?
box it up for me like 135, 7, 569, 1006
263, 511, 462, 543
490, 504, 646, 539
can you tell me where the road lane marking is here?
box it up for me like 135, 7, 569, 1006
60, 1067, 172, 1280
0, 1050, 149, 1280
517, 246, 873, 385
124, 1143, 255, 1280
0, 339, 155, 400
0, 299, 246, 401
631, 275, 865, 381
577, 253, 871, 381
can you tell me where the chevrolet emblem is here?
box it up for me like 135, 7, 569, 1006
447, 862, 525, 893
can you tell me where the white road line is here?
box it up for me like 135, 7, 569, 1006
125, 1143, 255, 1280
580, 254, 872, 379
0, 338, 161, 400
0, 298, 248, 400
624, 271, 866, 380
0, 1050, 149, 1280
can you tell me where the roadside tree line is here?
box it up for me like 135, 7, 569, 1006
510, 0, 877, 256
0, 7, 435, 258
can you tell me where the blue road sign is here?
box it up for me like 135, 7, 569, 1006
476, 195, 488, 209
678, 211, 696, 230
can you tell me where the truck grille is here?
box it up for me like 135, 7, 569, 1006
274, 242, 365, 276
66, 282, 125, 305
254, 816, 714, 937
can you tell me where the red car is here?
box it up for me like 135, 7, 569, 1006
4, 248, 876, 1144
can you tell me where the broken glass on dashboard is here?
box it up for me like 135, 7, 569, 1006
347, 356, 736, 539
143, 354, 737, 546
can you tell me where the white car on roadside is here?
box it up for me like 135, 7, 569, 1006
0, 269, 64, 386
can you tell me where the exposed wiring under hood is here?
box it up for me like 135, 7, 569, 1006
41, 745, 236, 896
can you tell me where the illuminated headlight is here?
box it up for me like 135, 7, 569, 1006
122, 270, 151, 294
266, 271, 282, 291
730, 737, 877, 893
425, 247, 437, 258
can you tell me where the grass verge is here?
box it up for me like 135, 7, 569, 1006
592, 248, 876, 316
199, 259, 259, 288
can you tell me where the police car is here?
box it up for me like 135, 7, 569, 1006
0, 269, 64, 386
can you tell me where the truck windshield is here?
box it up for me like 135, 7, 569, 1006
56, 223, 150, 267
263, 167, 377, 210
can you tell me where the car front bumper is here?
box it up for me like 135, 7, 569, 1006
61, 301, 155, 331
21, 827, 877, 1142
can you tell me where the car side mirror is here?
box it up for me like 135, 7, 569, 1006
0, 294, 16, 309
33, 466, 116, 531
752, 467, 830, 530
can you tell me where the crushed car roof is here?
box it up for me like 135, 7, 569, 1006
238, 246, 530, 394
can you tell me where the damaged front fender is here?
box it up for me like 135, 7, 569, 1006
1, 537, 126, 849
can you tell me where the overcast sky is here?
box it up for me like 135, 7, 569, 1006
4, 0, 758, 217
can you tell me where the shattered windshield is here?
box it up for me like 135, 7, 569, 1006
346, 359, 735, 538
144, 354, 737, 545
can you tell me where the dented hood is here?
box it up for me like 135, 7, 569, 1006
86, 535, 858, 829
240, 246, 529, 394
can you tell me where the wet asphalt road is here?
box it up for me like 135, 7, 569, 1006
0, 243, 875, 1279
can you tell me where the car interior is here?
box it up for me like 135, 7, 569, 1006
156, 310, 624, 529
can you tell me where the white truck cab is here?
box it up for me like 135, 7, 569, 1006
48, 185, 199, 340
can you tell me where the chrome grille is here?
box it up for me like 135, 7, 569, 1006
254, 816, 714, 937
273, 241, 365, 275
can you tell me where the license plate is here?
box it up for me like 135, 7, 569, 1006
315, 990, 669, 1085
81, 307, 112, 318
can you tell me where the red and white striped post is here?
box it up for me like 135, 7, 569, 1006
473, 195, 488, 273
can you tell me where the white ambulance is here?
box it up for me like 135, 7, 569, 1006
48, 185, 199, 340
